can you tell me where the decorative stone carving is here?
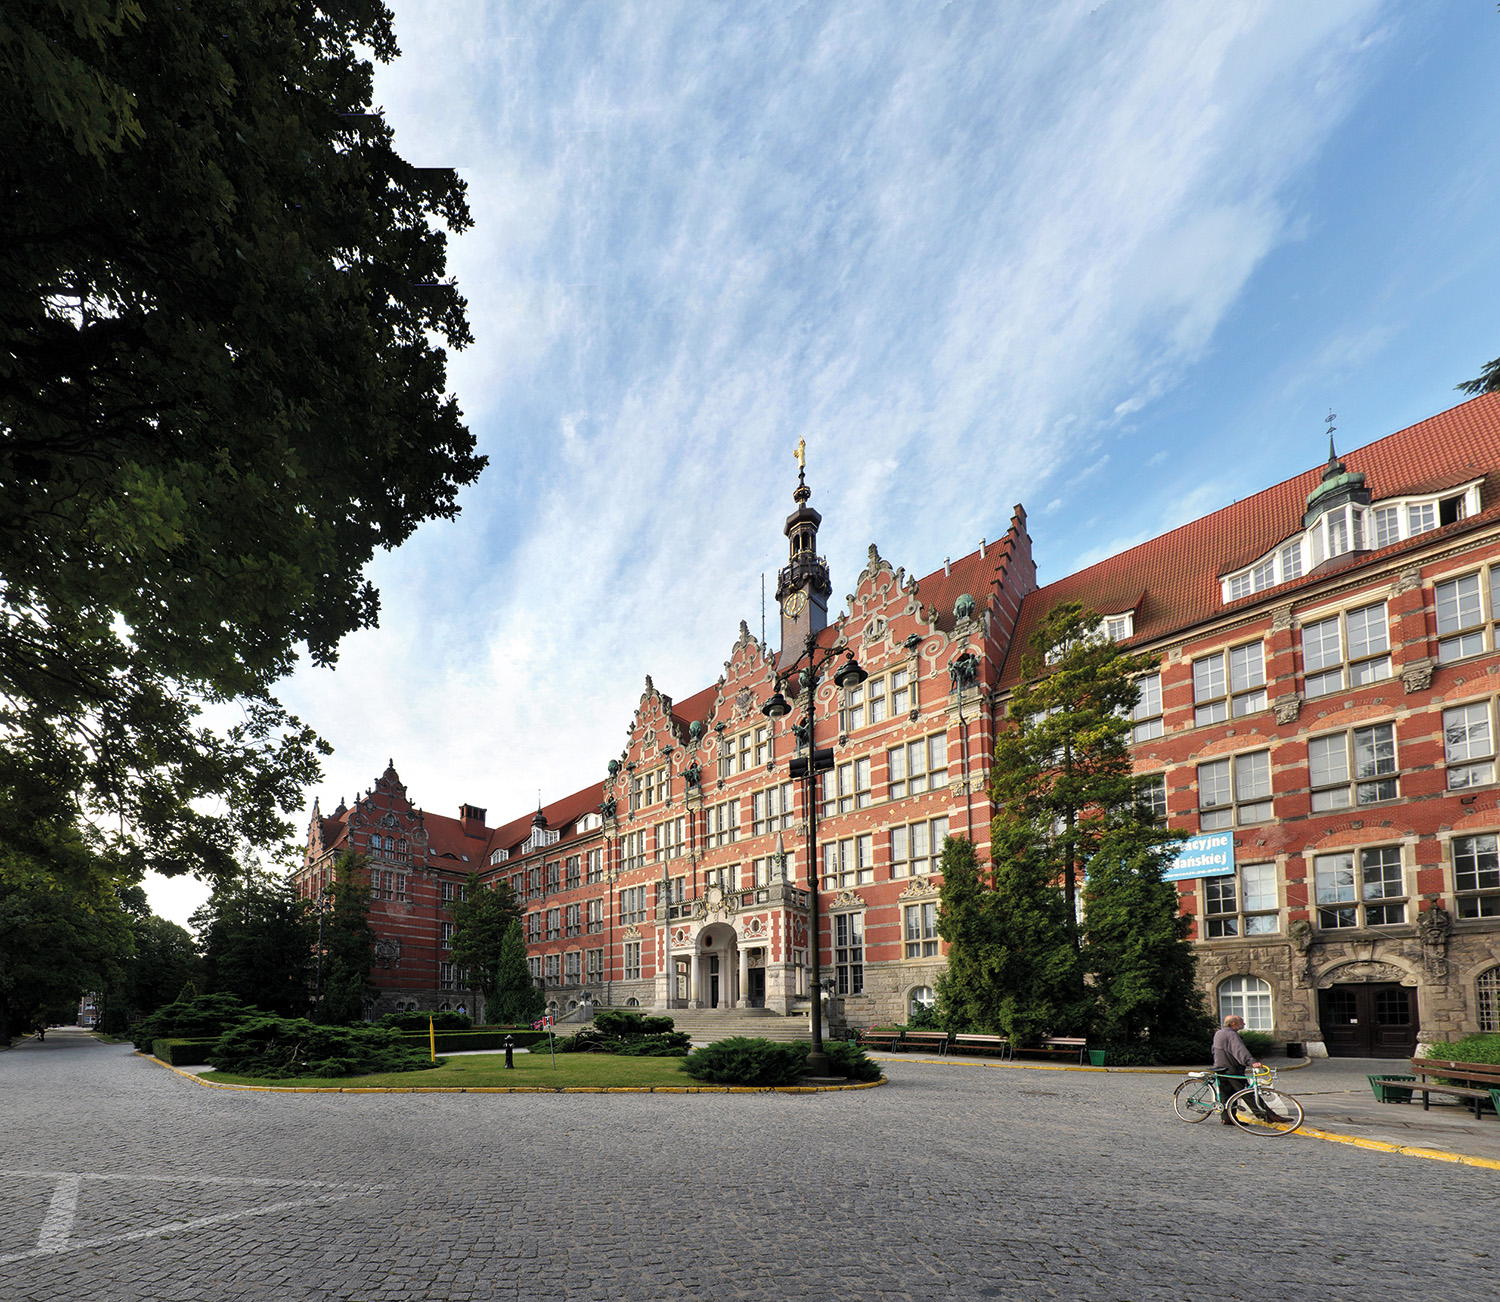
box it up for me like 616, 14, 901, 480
1287, 918, 1315, 985
623, 925, 642, 940
862, 615, 888, 644
1270, 605, 1294, 633
1273, 693, 1302, 725
1315, 961, 1414, 989
1401, 659, 1434, 693
898, 879, 940, 900
748, 949, 765, 967
829, 889, 865, 911
1394, 566, 1422, 594
374, 937, 401, 968
1417, 904, 1453, 981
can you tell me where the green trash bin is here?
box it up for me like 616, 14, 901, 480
1368, 1073, 1415, 1103
1088, 1049, 1107, 1067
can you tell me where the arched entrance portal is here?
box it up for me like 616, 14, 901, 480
692, 923, 740, 1009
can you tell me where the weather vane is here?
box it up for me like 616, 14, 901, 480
794, 437, 806, 471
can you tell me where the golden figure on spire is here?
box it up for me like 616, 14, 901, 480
794, 437, 806, 471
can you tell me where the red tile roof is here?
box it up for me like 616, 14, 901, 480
999, 392, 1500, 687
483, 782, 607, 860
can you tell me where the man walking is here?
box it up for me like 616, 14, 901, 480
1213, 1015, 1262, 1125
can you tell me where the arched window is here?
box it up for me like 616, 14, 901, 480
909, 986, 935, 1018
1478, 967, 1500, 1033
626, 997, 640, 1007
1218, 976, 1273, 1031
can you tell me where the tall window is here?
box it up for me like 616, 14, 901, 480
565, 856, 580, 890
1314, 847, 1405, 928
1201, 863, 1277, 937
823, 834, 873, 888
903, 902, 939, 958
833, 913, 864, 995
1197, 750, 1272, 829
1217, 976, 1272, 1032
1308, 724, 1397, 810
1302, 602, 1390, 697
528, 956, 542, 980
752, 782, 794, 835
872, 668, 912, 720
888, 734, 948, 798
1444, 701, 1494, 789
623, 942, 641, 981
1436, 573, 1485, 662
839, 684, 865, 734
655, 817, 685, 861
564, 903, 580, 937
546, 908, 560, 940
440, 921, 455, 948
527, 912, 540, 943
1130, 673, 1163, 742
586, 948, 603, 982
586, 849, 603, 883
1478, 967, 1500, 1033
587, 898, 604, 932
618, 886, 649, 925
544, 953, 560, 982
705, 864, 738, 892
708, 798, 739, 846
1193, 643, 1266, 724
564, 951, 581, 985
1452, 834, 1500, 918
546, 861, 560, 893
890, 816, 949, 877
622, 830, 647, 872
822, 758, 871, 815
753, 726, 772, 767
1137, 774, 1167, 824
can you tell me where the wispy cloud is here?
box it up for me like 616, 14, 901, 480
147, 0, 1393, 922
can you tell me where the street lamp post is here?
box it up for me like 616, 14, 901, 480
763, 634, 868, 1078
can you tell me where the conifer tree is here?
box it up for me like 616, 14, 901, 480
449, 873, 522, 1022
316, 854, 377, 1025
488, 918, 543, 1026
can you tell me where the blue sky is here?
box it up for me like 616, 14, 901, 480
148, 0, 1500, 924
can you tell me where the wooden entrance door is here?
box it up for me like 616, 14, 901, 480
748, 967, 766, 1008
708, 956, 721, 1009
1318, 983, 1418, 1057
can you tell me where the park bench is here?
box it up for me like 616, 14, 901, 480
950, 1033, 1011, 1061
859, 1028, 904, 1051
1016, 1036, 1088, 1065
1369, 1058, 1500, 1119
902, 1031, 950, 1056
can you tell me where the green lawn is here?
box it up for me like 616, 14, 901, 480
204, 1050, 703, 1090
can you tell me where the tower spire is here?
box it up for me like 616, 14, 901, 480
775, 438, 831, 655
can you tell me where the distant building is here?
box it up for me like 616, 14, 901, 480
302, 393, 1500, 1056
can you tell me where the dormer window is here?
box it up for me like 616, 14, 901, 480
489, 848, 508, 866
576, 811, 602, 833
1103, 613, 1134, 641
523, 825, 560, 853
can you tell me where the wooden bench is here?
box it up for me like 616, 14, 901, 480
902, 1031, 950, 1056
859, 1028, 903, 1051
950, 1033, 1011, 1061
1017, 1036, 1088, 1065
1370, 1058, 1500, 1119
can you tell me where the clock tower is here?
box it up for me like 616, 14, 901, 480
775, 443, 832, 656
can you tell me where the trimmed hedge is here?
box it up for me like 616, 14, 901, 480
396, 1029, 552, 1052
152, 1038, 218, 1066
378, 1010, 473, 1031
210, 1017, 439, 1078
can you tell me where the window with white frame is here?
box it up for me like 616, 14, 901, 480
822, 758, 871, 815
1444, 701, 1494, 789
545, 908, 560, 940
1308, 723, 1398, 810
753, 726, 772, 767
1217, 976, 1273, 1031
833, 912, 864, 995
1137, 774, 1167, 824
489, 847, 509, 866
440, 921, 455, 948
586, 849, 603, 883
622, 830, 647, 872
439, 962, 458, 990
890, 816, 949, 877
909, 985, 936, 1016
630, 766, 666, 811
705, 864, 738, 893
564, 903, 580, 937
654, 816, 685, 862
1477, 967, 1500, 1033
867, 669, 911, 724
1193, 643, 1266, 725
903, 902, 939, 958
544, 953, 560, 982
1304, 603, 1393, 698
546, 861, 560, 894
823, 834, 873, 888
587, 898, 604, 933
528, 956, 542, 981
751, 781, 794, 835
1436, 573, 1485, 662
839, 683, 865, 734
1104, 612, 1134, 641
564, 951, 581, 985
1314, 846, 1406, 928
586, 948, 603, 982
1371, 505, 1400, 549
888, 734, 948, 798
623, 942, 641, 981
525, 868, 540, 900
1197, 751, 1272, 830
618, 886, 649, 925
708, 798, 739, 846
566, 855, 580, 890
1201, 863, 1278, 937
1452, 834, 1500, 918
1130, 672, 1163, 742
527, 912, 540, 943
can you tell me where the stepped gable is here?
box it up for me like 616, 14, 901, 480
999, 392, 1500, 689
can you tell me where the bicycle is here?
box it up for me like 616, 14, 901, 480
1172, 1065, 1304, 1135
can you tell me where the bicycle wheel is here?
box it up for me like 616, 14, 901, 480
1227, 1086, 1303, 1135
1172, 1076, 1218, 1123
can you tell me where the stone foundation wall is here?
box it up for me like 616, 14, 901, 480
837, 960, 946, 1030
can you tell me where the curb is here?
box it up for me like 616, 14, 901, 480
144, 1054, 885, 1095
865, 1054, 1313, 1075
1291, 1122, 1500, 1172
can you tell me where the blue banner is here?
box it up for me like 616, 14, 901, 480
1162, 831, 1235, 882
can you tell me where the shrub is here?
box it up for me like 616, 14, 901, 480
378, 1010, 473, 1032
130, 993, 257, 1050
209, 1017, 438, 1078
823, 1040, 882, 1082
555, 1022, 690, 1056
151, 1038, 218, 1066
907, 1003, 942, 1030
1099, 1034, 1213, 1066
594, 1009, 675, 1037
680, 1038, 808, 1086
1239, 1031, 1275, 1059
1423, 1033, 1500, 1065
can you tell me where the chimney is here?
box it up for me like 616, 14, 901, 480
943, 557, 951, 576
460, 804, 487, 837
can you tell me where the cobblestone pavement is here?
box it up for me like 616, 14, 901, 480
2, 1029, 1496, 1302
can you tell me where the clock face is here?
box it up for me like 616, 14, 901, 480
783, 591, 807, 617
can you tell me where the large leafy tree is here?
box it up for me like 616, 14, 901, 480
194, 865, 314, 1017
449, 873, 522, 1023
0, 1, 485, 882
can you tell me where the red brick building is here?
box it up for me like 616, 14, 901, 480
303, 393, 1500, 1056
